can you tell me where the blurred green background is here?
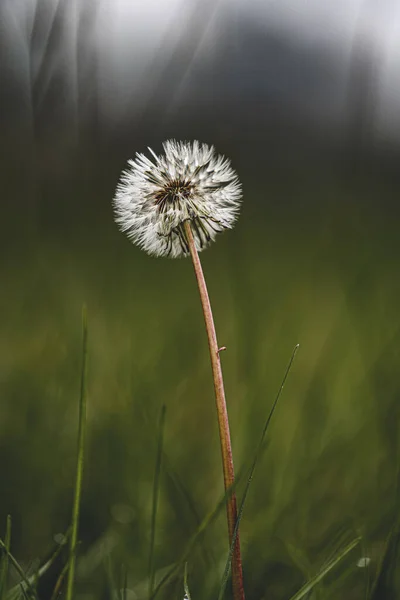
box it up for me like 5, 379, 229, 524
1, 1, 400, 598
2, 156, 400, 599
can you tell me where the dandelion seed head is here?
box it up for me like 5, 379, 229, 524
113, 140, 242, 258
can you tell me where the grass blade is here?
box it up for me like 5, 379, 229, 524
6, 532, 69, 600
150, 401, 279, 599
142, 405, 215, 570
0, 540, 37, 600
218, 344, 300, 600
150, 344, 297, 600
148, 405, 167, 600
287, 536, 361, 600
65, 306, 88, 600
150, 471, 242, 599
369, 524, 400, 599
49, 561, 69, 600
17, 584, 28, 600
0, 515, 12, 599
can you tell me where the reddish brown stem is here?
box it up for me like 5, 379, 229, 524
183, 221, 245, 600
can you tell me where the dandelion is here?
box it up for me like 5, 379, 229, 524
113, 140, 245, 600
113, 140, 242, 258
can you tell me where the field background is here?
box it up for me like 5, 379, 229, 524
1, 1, 400, 598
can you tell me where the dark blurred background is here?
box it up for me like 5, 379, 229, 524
1, 0, 400, 598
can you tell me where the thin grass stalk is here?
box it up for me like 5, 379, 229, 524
369, 525, 396, 599
32, 570, 39, 596
288, 537, 361, 600
0, 540, 37, 600
218, 344, 299, 600
50, 562, 69, 600
0, 516, 11, 600
148, 405, 167, 600
18, 584, 29, 600
149, 454, 252, 598
183, 221, 244, 600
65, 307, 88, 600
150, 464, 243, 599
142, 406, 215, 570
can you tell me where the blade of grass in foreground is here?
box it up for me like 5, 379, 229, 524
0, 540, 37, 600
150, 469, 243, 599
369, 524, 398, 599
0, 516, 11, 599
65, 307, 88, 600
148, 405, 167, 600
7, 531, 69, 600
17, 584, 28, 600
149, 405, 285, 600
150, 403, 276, 600
142, 405, 215, 570
287, 536, 361, 600
217, 344, 300, 600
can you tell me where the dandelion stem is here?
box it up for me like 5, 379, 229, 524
183, 221, 245, 600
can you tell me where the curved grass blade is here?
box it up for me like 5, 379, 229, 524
65, 306, 88, 600
148, 405, 167, 600
218, 344, 300, 600
287, 536, 361, 600
0, 515, 11, 599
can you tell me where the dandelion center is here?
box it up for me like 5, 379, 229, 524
154, 178, 194, 212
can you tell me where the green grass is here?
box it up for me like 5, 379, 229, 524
1, 174, 400, 598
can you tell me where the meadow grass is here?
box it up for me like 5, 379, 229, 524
0, 328, 363, 599
0, 177, 399, 598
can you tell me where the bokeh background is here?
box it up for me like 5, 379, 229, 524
1, 0, 400, 598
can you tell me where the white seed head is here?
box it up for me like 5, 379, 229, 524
113, 140, 242, 258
